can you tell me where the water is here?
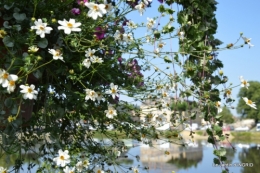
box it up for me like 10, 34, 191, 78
1, 140, 260, 173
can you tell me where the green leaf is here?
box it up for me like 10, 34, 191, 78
4, 98, 14, 108
3, 36, 14, 47
37, 38, 48, 48
33, 70, 42, 79
166, 8, 175, 15
158, 5, 165, 13
190, 111, 197, 120
213, 158, 220, 164
213, 147, 226, 157
4, 3, 14, 10
13, 13, 26, 21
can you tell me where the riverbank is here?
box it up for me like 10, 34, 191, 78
180, 130, 234, 141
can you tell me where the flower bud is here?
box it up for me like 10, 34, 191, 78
51, 18, 57, 23
36, 56, 42, 61
31, 17, 36, 22
218, 70, 223, 76
69, 69, 74, 74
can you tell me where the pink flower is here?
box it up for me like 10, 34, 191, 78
71, 8, 80, 15
77, 0, 88, 5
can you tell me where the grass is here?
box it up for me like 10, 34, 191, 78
230, 131, 260, 143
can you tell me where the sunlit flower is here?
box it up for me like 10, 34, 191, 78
105, 105, 117, 119
48, 49, 64, 61
85, 89, 98, 101
104, 0, 113, 12
63, 166, 75, 173
20, 84, 38, 100
8, 115, 16, 123
28, 45, 39, 53
6, 74, 18, 93
94, 167, 104, 173
178, 31, 185, 41
127, 20, 137, 29
85, 48, 96, 58
0, 69, 10, 88
243, 97, 257, 109
106, 83, 119, 99
76, 161, 83, 172
31, 19, 53, 38
215, 101, 222, 113
157, 41, 166, 50
135, 2, 146, 16
58, 19, 81, 34
123, 33, 134, 42
0, 29, 7, 38
85, 2, 107, 20
132, 167, 139, 173
82, 58, 91, 68
53, 149, 70, 167
240, 76, 250, 89
90, 56, 103, 63
225, 89, 232, 98
82, 159, 90, 168
0, 166, 7, 173
146, 17, 155, 30
156, 114, 167, 124
242, 36, 254, 48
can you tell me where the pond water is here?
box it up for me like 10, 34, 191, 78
1, 140, 260, 173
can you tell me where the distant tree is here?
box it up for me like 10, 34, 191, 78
219, 107, 234, 124
237, 81, 260, 121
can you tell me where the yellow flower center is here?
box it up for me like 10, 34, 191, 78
247, 100, 252, 105
226, 90, 231, 95
242, 81, 247, 85
158, 43, 164, 48
109, 110, 113, 114
105, 4, 109, 10
111, 88, 116, 93
67, 23, 73, 28
9, 80, 15, 86
28, 88, 33, 93
93, 5, 99, 11
60, 155, 65, 160
3, 73, 9, 79
39, 26, 45, 30
215, 102, 220, 107
97, 170, 102, 173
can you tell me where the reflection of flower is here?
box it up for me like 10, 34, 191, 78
63, 166, 75, 173
53, 149, 70, 167
240, 76, 250, 89
85, 2, 107, 20
58, 19, 81, 34
20, 84, 38, 100
243, 97, 257, 109
31, 19, 53, 38
0, 167, 7, 173
94, 167, 104, 173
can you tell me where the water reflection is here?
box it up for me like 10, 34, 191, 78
1, 140, 260, 173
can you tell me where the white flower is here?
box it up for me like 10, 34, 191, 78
63, 166, 75, 173
41, 132, 53, 144
91, 56, 104, 64
104, 0, 113, 12
76, 161, 83, 172
20, 84, 38, 100
123, 33, 134, 43
127, 21, 137, 29
6, 74, 18, 93
161, 89, 168, 98
146, 17, 155, 30
58, 19, 81, 34
94, 167, 104, 173
143, 0, 152, 5
0, 167, 7, 173
82, 58, 91, 68
156, 114, 166, 124
53, 149, 70, 167
31, 19, 53, 38
96, 92, 104, 102
157, 41, 166, 50
215, 101, 222, 113
85, 89, 98, 101
178, 31, 185, 41
0, 69, 10, 87
48, 49, 64, 61
114, 30, 124, 43
243, 97, 257, 109
242, 36, 254, 48
105, 105, 117, 119
240, 76, 250, 89
135, 2, 146, 16
28, 45, 39, 53
82, 159, 90, 168
85, 48, 96, 58
106, 83, 119, 99
132, 167, 139, 173
85, 2, 107, 20
225, 89, 232, 98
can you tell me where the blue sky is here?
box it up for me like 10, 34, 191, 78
123, 0, 260, 116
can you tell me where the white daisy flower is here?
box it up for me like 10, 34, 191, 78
48, 49, 64, 61
76, 161, 83, 172
91, 56, 103, 64
85, 2, 107, 20
215, 101, 222, 113
31, 19, 53, 38
243, 97, 257, 109
82, 58, 91, 68
242, 36, 254, 48
85, 89, 98, 101
53, 149, 70, 167
0, 167, 7, 173
6, 74, 18, 93
127, 21, 137, 29
135, 2, 146, 16
132, 167, 139, 173
123, 33, 134, 43
146, 17, 156, 30
240, 76, 250, 89
20, 84, 38, 100
104, 0, 113, 12
105, 105, 117, 119
63, 166, 75, 173
85, 48, 96, 58
0, 69, 10, 88
94, 167, 104, 173
106, 83, 119, 99
58, 19, 81, 34
82, 159, 90, 168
